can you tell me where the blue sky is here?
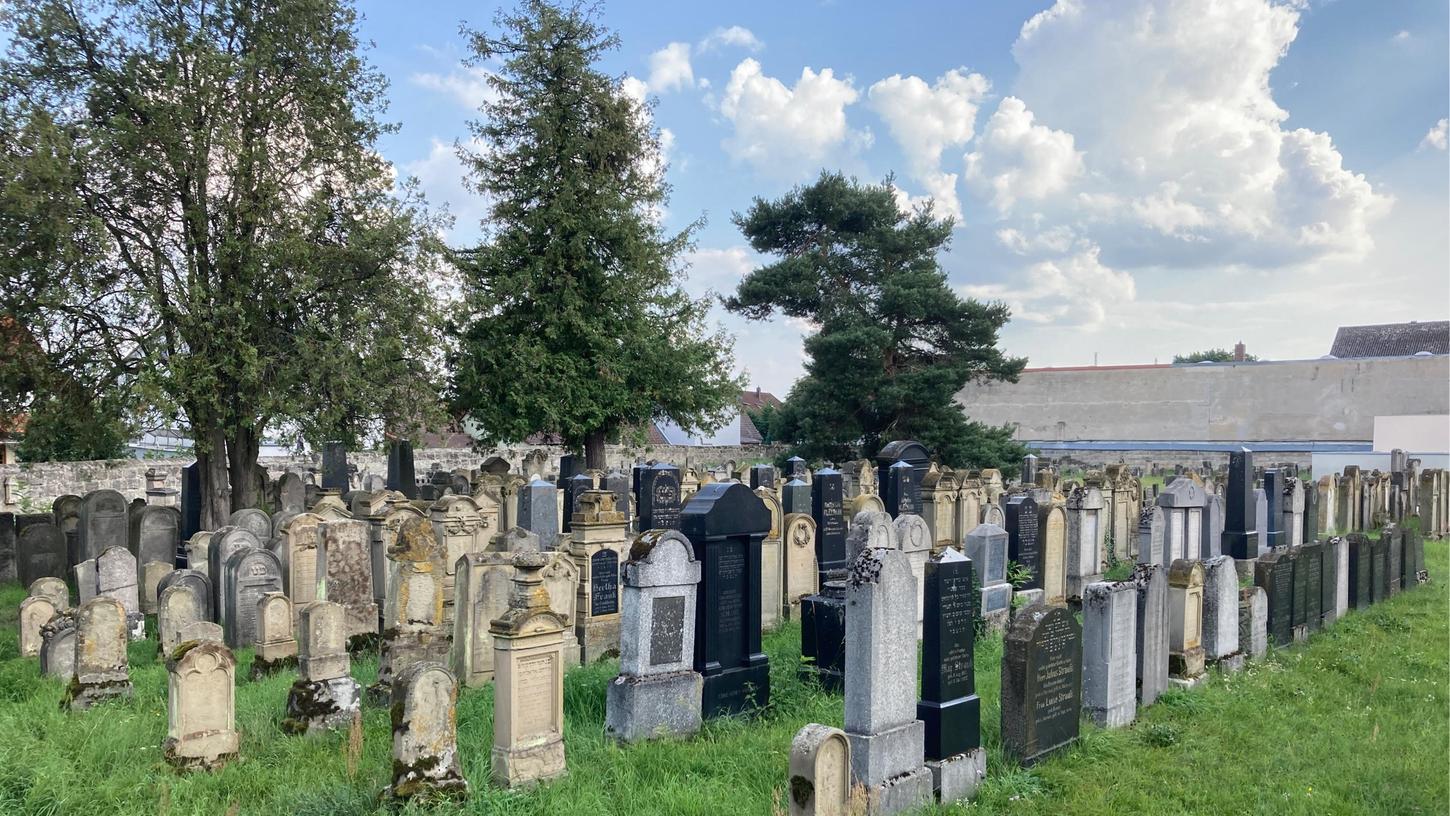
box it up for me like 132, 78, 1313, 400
357, 0, 1450, 396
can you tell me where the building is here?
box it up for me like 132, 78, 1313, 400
1329, 320, 1449, 358
651, 388, 782, 447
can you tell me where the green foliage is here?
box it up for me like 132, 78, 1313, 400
15, 389, 130, 462
1173, 348, 1259, 364
745, 403, 780, 445
1102, 532, 1134, 581
728, 171, 1028, 470
1006, 559, 1034, 590
449, 1, 742, 462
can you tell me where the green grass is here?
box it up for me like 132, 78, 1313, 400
0, 541, 1445, 815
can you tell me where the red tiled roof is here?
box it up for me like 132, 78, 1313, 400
739, 388, 781, 410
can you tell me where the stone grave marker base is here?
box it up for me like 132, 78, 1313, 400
861, 766, 934, 816
282, 677, 362, 735
928, 748, 986, 806
65, 679, 134, 711
491, 740, 567, 789
605, 671, 702, 743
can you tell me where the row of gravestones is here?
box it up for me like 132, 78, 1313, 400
7, 489, 182, 594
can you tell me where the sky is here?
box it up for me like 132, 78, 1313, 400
357, 0, 1450, 396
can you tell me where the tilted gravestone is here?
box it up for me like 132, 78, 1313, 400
1133, 563, 1168, 707
385, 662, 468, 801
1001, 604, 1082, 767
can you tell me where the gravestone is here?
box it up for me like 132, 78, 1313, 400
278, 472, 307, 514
875, 440, 931, 495
97, 545, 143, 637
789, 724, 852, 816
185, 532, 213, 582
452, 544, 520, 687
489, 553, 568, 788
141, 560, 174, 615
1001, 604, 1082, 766
758, 487, 785, 631
1371, 535, 1390, 603
1222, 449, 1257, 559
79, 490, 128, 564
1322, 536, 1344, 625
210, 527, 260, 630
226, 508, 270, 545
0, 513, 14, 585
783, 478, 812, 517
1138, 505, 1166, 567
917, 549, 985, 803
282, 601, 362, 735
221, 547, 283, 649
518, 479, 560, 547
1133, 563, 1169, 706
1005, 495, 1041, 589
180, 463, 203, 542
18, 523, 67, 588
373, 516, 449, 703
681, 481, 772, 719
1238, 586, 1268, 659
386, 662, 468, 801
811, 468, 848, 579
798, 577, 848, 692
750, 463, 777, 490
40, 611, 77, 681
843, 546, 932, 814
19, 595, 56, 657
386, 440, 418, 499
158, 569, 213, 624
1263, 470, 1284, 550
783, 514, 819, 619
276, 511, 324, 617
1254, 489, 1268, 554
321, 441, 349, 491
963, 523, 1012, 631
1081, 580, 1137, 727
74, 558, 97, 604
66, 597, 134, 710
1386, 528, 1402, 597
894, 514, 932, 626
429, 495, 491, 628
1166, 559, 1206, 686
1021, 454, 1038, 486
1157, 478, 1207, 563
158, 584, 203, 658
1204, 494, 1225, 559
1300, 541, 1324, 633
568, 491, 630, 662
316, 518, 378, 641
252, 592, 298, 678
605, 529, 703, 743
883, 460, 921, 518
1201, 556, 1242, 669
28, 576, 69, 611
1037, 504, 1068, 605
163, 640, 239, 771
52, 494, 82, 568
1065, 485, 1105, 599
1254, 551, 1293, 647
638, 463, 683, 533
560, 472, 593, 534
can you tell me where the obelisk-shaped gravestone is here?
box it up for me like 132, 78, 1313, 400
811, 468, 846, 579
1222, 449, 1257, 560
386, 440, 418, 499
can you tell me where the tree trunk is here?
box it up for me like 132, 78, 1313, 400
584, 428, 607, 471
200, 426, 232, 530
228, 425, 261, 511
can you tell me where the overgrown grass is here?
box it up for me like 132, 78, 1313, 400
0, 541, 1444, 815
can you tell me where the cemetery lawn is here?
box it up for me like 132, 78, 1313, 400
0, 544, 1444, 816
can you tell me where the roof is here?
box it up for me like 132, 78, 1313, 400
739, 411, 763, 445
739, 388, 782, 411
1329, 321, 1449, 358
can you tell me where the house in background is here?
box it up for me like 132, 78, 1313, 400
651, 388, 782, 447
1329, 320, 1449, 358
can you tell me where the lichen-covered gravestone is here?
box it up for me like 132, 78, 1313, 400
789, 723, 853, 816
66, 596, 134, 710
1238, 586, 1267, 660
1166, 559, 1206, 687
40, 611, 77, 681
19, 595, 57, 658
605, 529, 703, 743
386, 662, 468, 801
164, 640, 239, 771
490, 553, 568, 788
158, 569, 212, 623
158, 584, 204, 658
28, 576, 69, 611
282, 601, 361, 735
316, 518, 378, 642
252, 592, 298, 679
1201, 555, 1242, 671
1001, 604, 1082, 767
1133, 563, 1169, 707
372, 517, 449, 703
96, 546, 144, 640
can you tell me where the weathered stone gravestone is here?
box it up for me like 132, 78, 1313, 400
274, 511, 323, 615
158, 569, 212, 624
1238, 586, 1268, 659
430, 495, 492, 627
66, 596, 134, 710
1065, 485, 1105, 600
1167, 559, 1206, 687
963, 523, 1012, 632
385, 662, 468, 801
1201, 555, 1242, 670
1002, 604, 1082, 766
843, 545, 932, 814
758, 486, 785, 632
917, 549, 985, 804
252, 592, 298, 678
1158, 478, 1207, 563
52, 494, 82, 567
19, 595, 57, 658
163, 640, 238, 771
136, 505, 180, 572
221, 547, 283, 649
490, 553, 568, 788
681, 482, 772, 719
40, 611, 77, 680
519, 478, 561, 545
373, 516, 449, 703
18, 523, 67, 589
783, 513, 819, 619
158, 584, 204, 658
283, 601, 361, 735
568, 490, 631, 663
452, 545, 520, 688
605, 529, 703, 743
141, 560, 175, 615
28, 576, 69, 611
1037, 503, 1068, 606
1204, 493, 1225, 560
894, 514, 932, 628
210, 527, 259, 628
1254, 550, 1293, 648
789, 724, 854, 816
316, 518, 378, 642
1300, 541, 1325, 633
1133, 563, 1169, 707
79, 489, 128, 564
1004, 495, 1041, 589
74, 558, 97, 605
96, 545, 144, 639
1081, 580, 1137, 728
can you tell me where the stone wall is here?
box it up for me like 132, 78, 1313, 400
0, 443, 783, 512
1030, 448, 1313, 473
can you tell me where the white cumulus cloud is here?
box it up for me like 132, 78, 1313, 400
1422, 118, 1448, 151
411, 66, 497, 111
719, 58, 869, 178
867, 69, 990, 220
699, 26, 764, 53
648, 42, 695, 93
961, 244, 1135, 328
964, 96, 1084, 215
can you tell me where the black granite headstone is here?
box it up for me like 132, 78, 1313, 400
918, 550, 980, 761
681, 482, 771, 719
811, 468, 847, 580
1386, 528, 1403, 596
1301, 542, 1324, 632
1001, 604, 1081, 767
1289, 547, 1308, 630
386, 440, 418, 499
1223, 448, 1257, 559
1005, 495, 1041, 589
1262, 469, 1284, 551
638, 464, 682, 532
1320, 537, 1338, 626
883, 460, 921, 517
875, 440, 930, 493
748, 464, 776, 490
798, 578, 846, 692
558, 454, 582, 483
782, 478, 811, 516
1254, 551, 1293, 647
321, 442, 349, 491
604, 471, 631, 516
784, 456, 807, 480
1303, 488, 1319, 545
562, 473, 593, 533
590, 549, 620, 616
17, 523, 66, 587
180, 462, 202, 543
1345, 534, 1372, 609
1371, 535, 1390, 603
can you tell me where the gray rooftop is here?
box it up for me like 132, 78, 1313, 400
1328, 321, 1448, 358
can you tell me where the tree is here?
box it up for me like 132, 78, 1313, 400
449, 0, 742, 470
0, 0, 445, 526
16, 388, 130, 462
727, 172, 1028, 471
1173, 348, 1258, 364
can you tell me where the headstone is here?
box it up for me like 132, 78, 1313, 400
74, 558, 97, 604
52, 494, 82, 569
19, 595, 57, 657
681, 482, 771, 719
321, 441, 349, 491
96, 545, 143, 637
386, 440, 418, 499
221, 547, 283, 649
282, 601, 362, 735
249, 591, 298, 679
28, 576, 69, 611
17, 523, 67, 588
158, 584, 203, 657
788, 724, 852, 816
1322, 536, 1344, 625
1004, 495, 1041, 589
1222, 449, 1257, 559
1254, 551, 1293, 647
749, 463, 777, 490
843, 545, 932, 813
875, 440, 931, 494
1021, 454, 1038, 486
159, 568, 213, 623
883, 461, 921, 518
385, 662, 468, 801
1001, 604, 1082, 766
917, 549, 986, 804
66, 596, 134, 710
1157, 478, 1207, 562
811, 468, 847, 579
1166, 559, 1206, 686
567, 491, 630, 662
1201, 556, 1241, 668
1238, 586, 1268, 659
894, 514, 932, 626
316, 518, 378, 640
277, 472, 307, 514
758, 487, 785, 631
163, 640, 239, 770
79, 489, 128, 564
605, 529, 703, 742
783, 478, 812, 517
963, 523, 1012, 631
373, 516, 450, 702
783, 513, 819, 619
1065, 485, 1105, 599
0, 513, 14, 585
798, 577, 848, 692
1254, 489, 1268, 554
180, 463, 203, 542
210, 527, 260, 629
489, 553, 568, 788
1345, 533, 1372, 609
1300, 541, 1324, 633
1263, 470, 1284, 550
1081, 580, 1137, 727
40, 611, 77, 681
1133, 563, 1169, 706
638, 464, 683, 533
1036, 503, 1068, 605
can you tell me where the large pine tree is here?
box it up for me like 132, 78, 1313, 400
728, 172, 1028, 470
450, 0, 741, 468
